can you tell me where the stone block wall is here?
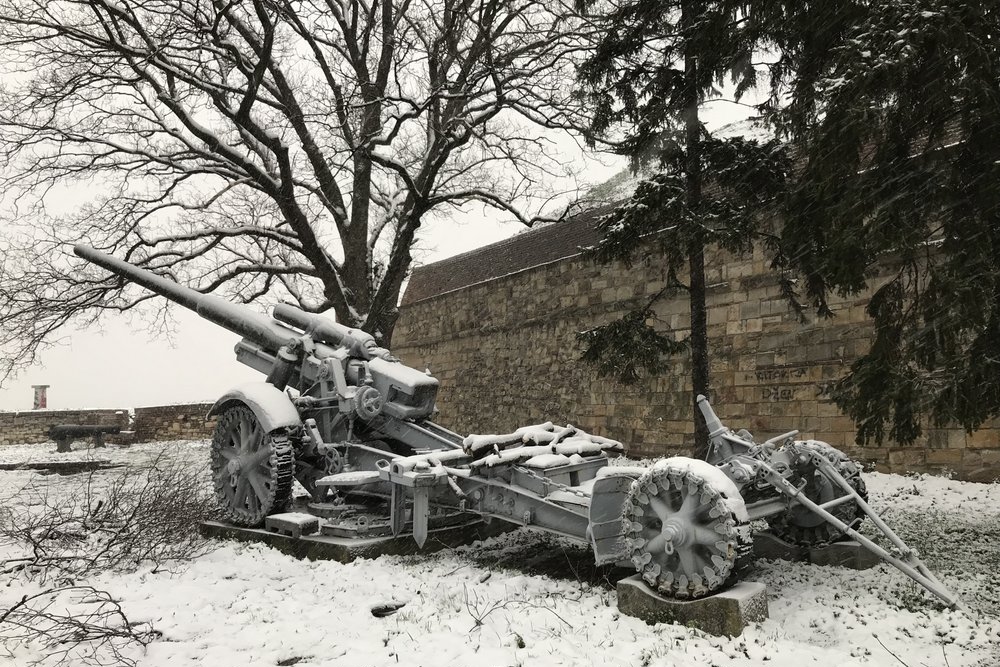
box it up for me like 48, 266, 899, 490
133, 403, 216, 443
394, 244, 1000, 482
0, 403, 217, 445
0, 409, 130, 446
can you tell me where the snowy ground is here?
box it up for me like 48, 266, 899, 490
1, 440, 999, 667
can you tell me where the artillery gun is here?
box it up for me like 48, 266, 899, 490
74, 245, 961, 607
49, 423, 122, 452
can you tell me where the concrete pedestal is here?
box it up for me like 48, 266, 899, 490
617, 576, 768, 637
199, 518, 510, 563
753, 532, 881, 570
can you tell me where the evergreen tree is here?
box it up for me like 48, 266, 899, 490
575, 0, 789, 455
581, 0, 1000, 448
770, 1, 1000, 444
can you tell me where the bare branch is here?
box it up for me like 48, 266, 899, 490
0, 0, 596, 372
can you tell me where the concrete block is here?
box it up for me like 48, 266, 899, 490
265, 513, 320, 538
980, 449, 1000, 466
616, 576, 768, 637
200, 517, 511, 562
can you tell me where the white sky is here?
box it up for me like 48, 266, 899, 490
0, 103, 750, 412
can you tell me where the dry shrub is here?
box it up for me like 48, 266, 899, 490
0, 448, 217, 665
1, 449, 216, 582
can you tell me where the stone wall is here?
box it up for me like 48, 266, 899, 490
133, 403, 216, 443
0, 409, 130, 446
394, 244, 1000, 482
0, 403, 217, 445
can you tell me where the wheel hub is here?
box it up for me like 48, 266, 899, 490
660, 520, 690, 554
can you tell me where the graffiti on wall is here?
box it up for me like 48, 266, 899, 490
744, 364, 839, 403
761, 386, 794, 402
754, 367, 807, 382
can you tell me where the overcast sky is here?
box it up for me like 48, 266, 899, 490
0, 200, 557, 411
0, 103, 750, 413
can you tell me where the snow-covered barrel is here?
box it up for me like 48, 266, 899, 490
74, 244, 300, 353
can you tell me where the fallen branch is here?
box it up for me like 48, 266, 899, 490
0, 450, 216, 582
0, 586, 158, 667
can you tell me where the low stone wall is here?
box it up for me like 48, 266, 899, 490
0, 409, 130, 446
394, 243, 1000, 482
0, 402, 217, 445
133, 403, 216, 443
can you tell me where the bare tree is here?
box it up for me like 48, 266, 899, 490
0, 0, 594, 377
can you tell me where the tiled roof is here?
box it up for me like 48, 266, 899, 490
401, 206, 612, 305
399, 122, 967, 307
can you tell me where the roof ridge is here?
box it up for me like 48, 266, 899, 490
402, 204, 614, 305
413, 202, 615, 272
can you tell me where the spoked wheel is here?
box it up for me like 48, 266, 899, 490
211, 405, 294, 526
623, 458, 750, 600
768, 441, 867, 546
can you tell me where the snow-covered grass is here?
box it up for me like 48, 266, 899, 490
0, 440, 192, 469
2, 441, 999, 667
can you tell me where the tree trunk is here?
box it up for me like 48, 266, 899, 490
683, 0, 710, 458
343, 152, 374, 322
363, 204, 428, 346
688, 244, 710, 458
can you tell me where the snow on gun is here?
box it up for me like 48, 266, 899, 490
74, 245, 962, 608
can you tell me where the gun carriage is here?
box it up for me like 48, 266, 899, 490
74, 245, 961, 607
48, 423, 122, 452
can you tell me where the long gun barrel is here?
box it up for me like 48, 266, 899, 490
74, 244, 438, 419
73, 245, 300, 352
